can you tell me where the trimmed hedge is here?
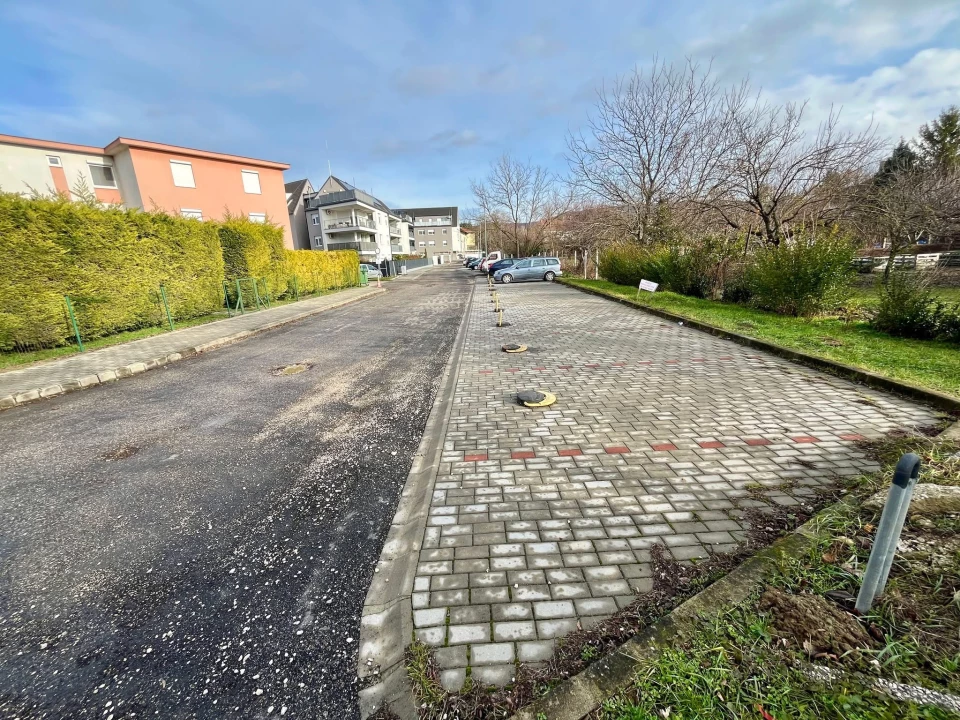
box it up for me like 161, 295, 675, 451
286, 249, 360, 294
0, 194, 224, 351
0, 194, 361, 351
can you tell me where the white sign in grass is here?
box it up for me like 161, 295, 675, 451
639, 279, 659, 292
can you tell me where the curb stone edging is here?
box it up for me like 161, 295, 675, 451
508, 496, 858, 720
0, 288, 385, 411
558, 280, 960, 413
357, 277, 475, 719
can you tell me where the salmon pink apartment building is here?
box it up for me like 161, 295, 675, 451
0, 133, 294, 247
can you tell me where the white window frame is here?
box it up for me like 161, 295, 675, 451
241, 170, 261, 195
170, 160, 196, 188
428, 240, 436, 246
418, 241, 426, 247
88, 163, 117, 189
46, 155, 62, 167
180, 208, 203, 220
442, 239, 448, 245
442, 228, 448, 234
427, 229, 435, 235
248, 212, 266, 223
311, 215, 320, 225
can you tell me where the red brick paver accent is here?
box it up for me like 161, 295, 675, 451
839, 433, 867, 441
478, 370, 493, 374
791, 436, 820, 444
698, 441, 725, 449
604, 445, 630, 454
511, 451, 536, 459
463, 453, 488, 462
745, 438, 772, 446
650, 442, 678, 452
557, 448, 582, 457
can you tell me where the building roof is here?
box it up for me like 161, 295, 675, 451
308, 175, 397, 217
0, 133, 107, 156
397, 207, 459, 226
105, 137, 289, 170
284, 178, 311, 213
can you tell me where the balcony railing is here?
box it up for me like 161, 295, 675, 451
413, 218, 453, 227
326, 217, 375, 231
389, 224, 401, 237
327, 241, 378, 253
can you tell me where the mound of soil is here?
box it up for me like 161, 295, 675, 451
758, 587, 873, 659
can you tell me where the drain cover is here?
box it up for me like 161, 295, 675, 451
502, 344, 527, 353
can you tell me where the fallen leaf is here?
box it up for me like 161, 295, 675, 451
757, 704, 776, 720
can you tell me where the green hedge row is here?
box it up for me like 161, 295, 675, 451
0, 194, 359, 351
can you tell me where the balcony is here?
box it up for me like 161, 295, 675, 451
391, 244, 403, 254
389, 224, 402, 237
327, 241, 379, 254
326, 217, 375, 232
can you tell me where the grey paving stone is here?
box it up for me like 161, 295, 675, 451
440, 669, 466, 692
447, 624, 489, 645
472, 665, 515, 686
433, 645, 468, 670
517, 640, 555, 663
471, 643, 515, 665
413, 608, 446, 628
493, 621, 537, 641
533, 600, 576, 619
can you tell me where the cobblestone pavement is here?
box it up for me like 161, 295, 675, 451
413, 276, 939, 690
0, 285, 382, 407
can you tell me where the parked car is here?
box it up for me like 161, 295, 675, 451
360, 262, 383, 279
487, 257, 520, 275
479, 251, 503, 272
494, 257, 562, 283
465, 257, 482, 269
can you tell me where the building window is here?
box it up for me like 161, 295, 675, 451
180, 209, 203, 220
428, 240, 436, 246
427, 229, 435, 235
170, 160, 196, 188
419, 241, 426, 247
418, 229, 425, 235
241, 170, 261, 194
47, 155, 62, 167
248, 213, 266, 223
442, 239, 448, 245
311, 215, 319, 225
89, 164, 117, 188
442, 228, 448, 234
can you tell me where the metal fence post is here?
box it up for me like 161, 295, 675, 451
159, 283, 175, 331
222, 280, 233, 317
855, 452, 922, 614
64, 295, 84, 352
235, 279, 245, 314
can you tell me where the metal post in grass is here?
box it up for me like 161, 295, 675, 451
855, 452, 921, 614
253, 279, 263, 310
64, 295, 84, 352
159, 283, 175, 331
235, 279, 245, 315
222, 281, 233, 317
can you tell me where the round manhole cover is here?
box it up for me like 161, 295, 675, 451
502, 344, 527, 353
517, 390, 556, 407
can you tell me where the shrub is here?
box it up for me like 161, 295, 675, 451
598, 245, 667, 287
871, 272, 959, 342
285, 249, 359, 294
217, 216, 288, 299
0, 193, 224, 351
746, 231, 855, 316
656, 236, 745, 299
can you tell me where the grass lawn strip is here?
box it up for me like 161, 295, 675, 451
559, 278, 960, 401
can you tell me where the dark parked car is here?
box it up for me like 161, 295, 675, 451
465, 257, 482, 269
487, 257, 520, 275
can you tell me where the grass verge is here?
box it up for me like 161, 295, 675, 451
560, 278, 960, 400
0, 289, 346, 372
600, 433, 960, 719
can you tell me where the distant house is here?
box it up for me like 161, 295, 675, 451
303, 176, 412, 261
285, 178, 315, 250
0, 132, 294, 247
396, 206, 462, 261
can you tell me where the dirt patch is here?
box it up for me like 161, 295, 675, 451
273, 362, 311, 376
101, 444, 139, 461
758, 588, 873, 660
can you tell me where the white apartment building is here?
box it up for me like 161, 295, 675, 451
304, 176, 411, 261
396, 206, 463, 261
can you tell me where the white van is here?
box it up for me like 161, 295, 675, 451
479, 251, 502, 272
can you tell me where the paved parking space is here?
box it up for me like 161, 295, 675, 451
414, 276, 939, 690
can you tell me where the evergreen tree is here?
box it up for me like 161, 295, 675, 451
917, 105, 960, 171
875, 139, 920, 184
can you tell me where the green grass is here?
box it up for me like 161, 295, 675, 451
0, 289, 341, 372
561, 278, 960, 400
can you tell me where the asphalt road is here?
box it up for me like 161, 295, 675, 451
0, 268, 470, 720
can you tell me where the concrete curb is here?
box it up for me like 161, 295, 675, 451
357, 276, 475, 718
558, 280, 960, 413
0, 288, 386, 412
509, 496, 858, 720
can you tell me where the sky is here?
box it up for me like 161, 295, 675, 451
1, 0, 958, 211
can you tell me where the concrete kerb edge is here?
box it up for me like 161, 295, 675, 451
357, 276, 476, 718
558, 280, 960, 414
509, 495, 860, 720
0, 287, 386, 412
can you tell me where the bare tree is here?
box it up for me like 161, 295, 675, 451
552, 202, 624, 277
701, 99, 881, 245
856, 165, 960, 278
471, 155, 568, 256
566, 58, 736, 243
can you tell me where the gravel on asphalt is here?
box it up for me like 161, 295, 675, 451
0, 269, 469, 719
